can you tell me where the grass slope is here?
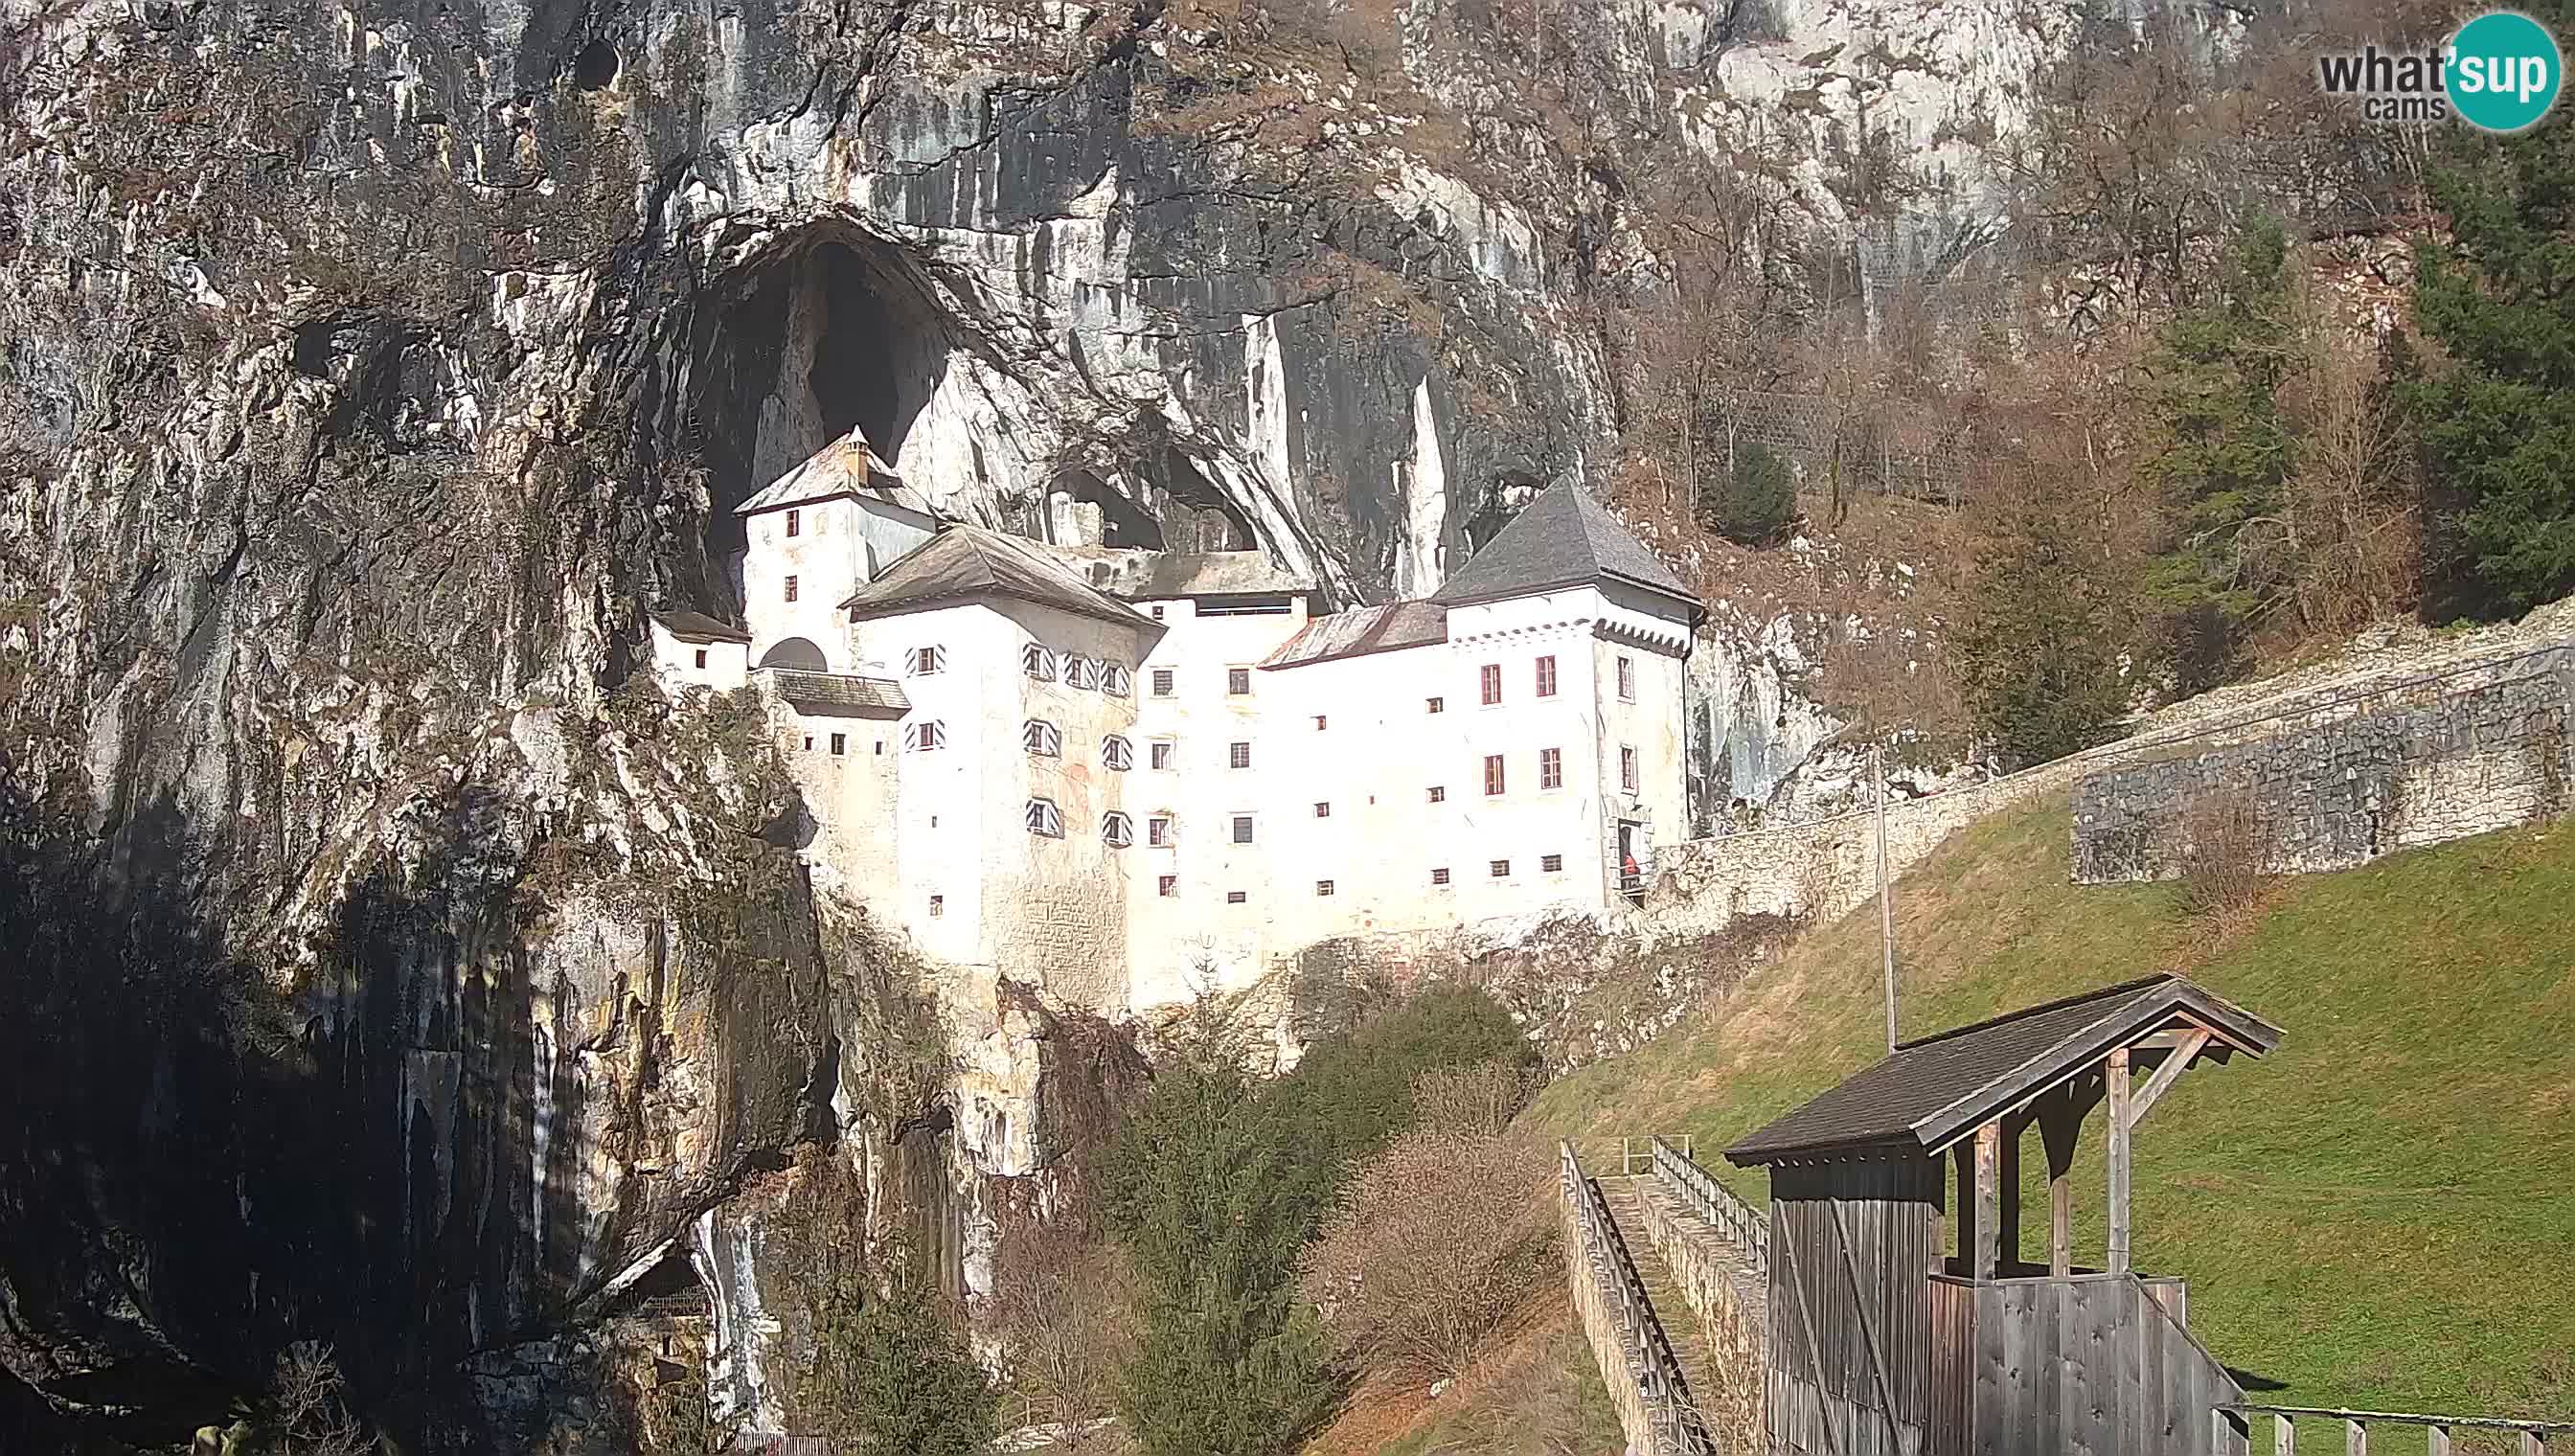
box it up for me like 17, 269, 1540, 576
1302, 1285, 1625, 1456
1529, 800, 2575, 1421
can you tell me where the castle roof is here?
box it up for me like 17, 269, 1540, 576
1263, 601, 1449, 670
839, 526, 1164, 635
649, 609, 752, 645
1043, 547, 1315, 601
1429, 481, 1699, 617
736, 429, 932, 518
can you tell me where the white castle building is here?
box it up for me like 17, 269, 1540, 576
650, 426, 1705, 1015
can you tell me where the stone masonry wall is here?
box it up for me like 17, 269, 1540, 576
2070, 648, 2575, 883
1633, 630, 2575, 939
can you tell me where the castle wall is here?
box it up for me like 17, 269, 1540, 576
648, 622, 749, 693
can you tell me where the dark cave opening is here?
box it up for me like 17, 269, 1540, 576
678, 234, 954, 602
1139, 446, 1254, 553
572, 39, 619, 90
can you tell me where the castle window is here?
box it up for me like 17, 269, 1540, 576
1489, 859, 1510, 877
830, 733, 847, 756
1151, 740, 1174, 770
1617, 656, 1635, 702
928, 894, 943, 917
1022, 644, 1058, 682
785, 509, 800, 537
1231, 815, 1254, 845
1103, 735, 1134, 770
1229, 741, 1251, 770
1149, 815, 1174, 847
1025, 799, 1063, 837
903, 720, 946, 752
1313, 802, 1330, 818
1622, 745, 1639, 792
1536, 654, 1558, 697
1427, 785, 1445, 803
803, 735, 814, 751
1152, 669, 1175, 696
906, 646, 946, 675
1227, 668, 1251, 695
1226, 890, 1247, 904
1539, 747, 1562, 790
1542, 853, 1564, 873
1103, 812, 1133, 848
1431, 867, 1451, 886
695, 649, 708, 670
1480, 663, 1502, 705
784, 576, 799, 603
1023, 719, 1062, 757
1158, 875, 1177, 897
1313, 715, 1327, 731
1102, 663, 1132, 696
1426, 696, 1444, 714
1066, 655, 1101, 691
1483, 754, 1505, 796
1151, 604, 1166, 620
1315, 880, 1334, 897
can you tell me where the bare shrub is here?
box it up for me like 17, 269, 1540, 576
987, 1217, 1143, 1430
1298, 1097, 1554, 1383
2279, 333, 2422, 639
265, 1341, 376, 1456
1408, 1059, 1536, 1139
2176, 797, 2273, 919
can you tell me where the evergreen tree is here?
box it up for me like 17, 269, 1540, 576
2142, 215, 2299, 685
1948, 510, 2132, 767
2405, 53, 2575, 613
1102, 1005, 1333, 1456
1697, 440, 1799, 546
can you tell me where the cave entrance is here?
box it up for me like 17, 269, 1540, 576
679, 233, 954, 586
1139, 447, 1255, 554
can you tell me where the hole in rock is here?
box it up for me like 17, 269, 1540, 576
572, 38, 620, 90
681, 233, 955, 570
1137, 446, 1254, 553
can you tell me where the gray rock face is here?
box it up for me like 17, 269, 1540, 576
0, 0, 2145, 1442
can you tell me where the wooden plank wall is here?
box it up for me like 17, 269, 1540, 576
1927, 1273, 2244, 1456
1766, 1157, 1943, 1456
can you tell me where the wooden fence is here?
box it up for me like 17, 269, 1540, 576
2215, 1405, 2572, 1454
1561, 1141, 1719, 1456
1650, 1134, 1770, 1275
1923, 1270, 2245, 1456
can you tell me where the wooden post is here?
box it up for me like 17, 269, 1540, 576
1997, 1112, 2022, 1275
2275, 1412, 2295, 1456
1953, 1141, 1977, 1274
2040, 1089, 2081, 1278
2518, 1433, 2542, 1456
2345, 1417, 2366, 1454
1877, 742, 1897, 1052
2427, 1426, 2450, 1456
1972, 1120, 2002, 1280
2107, 1048, 2132, 1274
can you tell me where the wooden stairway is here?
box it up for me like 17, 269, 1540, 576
1599, 1177, 1732, 1445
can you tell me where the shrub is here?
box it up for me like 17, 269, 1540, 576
2176, 798, 2273, 919
1697, 441, 1798, 546
1948, 510, 2132, 767
1298, 1107, 1554, 1381
988, 1218, 1141, 1429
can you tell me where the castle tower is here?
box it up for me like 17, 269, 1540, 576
736, 425, 936, 672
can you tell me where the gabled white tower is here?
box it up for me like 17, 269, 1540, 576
737, 425, 937, 672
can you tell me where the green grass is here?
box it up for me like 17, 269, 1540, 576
1527, 799, 2575, 1421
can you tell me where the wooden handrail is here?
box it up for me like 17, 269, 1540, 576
1561, 1142, 1717, 1456
2217, 1404, 2568, 1456
1650, 1134, 1770, 1274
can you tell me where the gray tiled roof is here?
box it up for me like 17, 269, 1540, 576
650, 609, 751, 644
1723, 975, 2283, 1165
737, 428, 932, 517
764, 669, 909, 716
1430, 482, 1698, 611
839, 527, 1163, 635
1043, 546, 1316, 601
1263, 601, 1449, 669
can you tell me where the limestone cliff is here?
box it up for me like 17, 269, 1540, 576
0, 0, 2151, 1443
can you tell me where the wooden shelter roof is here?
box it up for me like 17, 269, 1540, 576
1723, 975, 2281, 1166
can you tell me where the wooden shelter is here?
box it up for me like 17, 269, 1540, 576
1724, 974, 2283, 1456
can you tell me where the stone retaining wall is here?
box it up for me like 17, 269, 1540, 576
2071, 648, 2575, 883
1562, 1180, 1659, 1456
1635, 636, 2575, 934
